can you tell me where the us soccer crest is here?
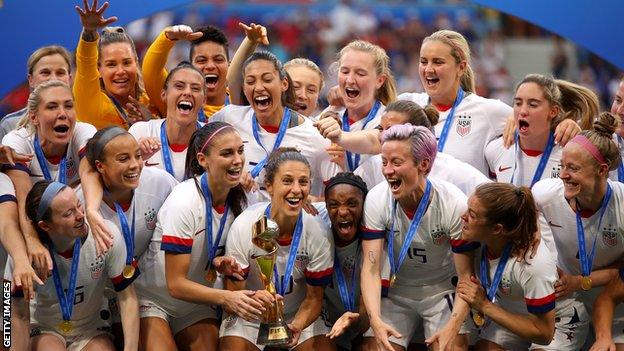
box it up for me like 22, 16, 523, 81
90, 254, 105, 279
551, 164, 561, 178
500, 276, 511, 295
430, 225, 448, 245
295, 250, 310, 271
66, 157, 76, 179
456, 115, 472, 137
601, 226, 618, 247
144, 208, 157, 230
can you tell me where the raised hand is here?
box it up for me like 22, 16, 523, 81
125, 95, 152, 125
75, 0, 117, 32
137, 137, 161, 161
164, 25, 203, 41
239, 22, 269, 46
0, 145, 32, 166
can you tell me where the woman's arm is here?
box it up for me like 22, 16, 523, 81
555, 266, 619, 299
314, 115, 382, 154
590, 270, 623, 351
287, 284, 324, 347
79, 157, 114, 256
117, 284, 139, 351
226, 23, 269, 105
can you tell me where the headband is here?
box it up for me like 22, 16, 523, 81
324, 176, 368, 198
36, 182, 66, 222
200, 125, 232, 154
569, 134, 607, 165
92, 127, 128, 161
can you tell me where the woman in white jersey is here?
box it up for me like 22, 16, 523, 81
221, 147, 335, 350
23, 180, 139, 351
144, 122, 265, 351
284, 58, 325, 117
82, 126, 177, 349
532, 112, 624, 347
2, 80, 96, 278
451, 183, 568, 350
212, 51, 339, 201
129, 62, 206, 182
360, 124, 475, 351
486, 74, 598, 187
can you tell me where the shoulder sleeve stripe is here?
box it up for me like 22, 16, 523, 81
450, 239, 480, 253
161, 235, 193, 254
0, 194, 16, 203
381, 278, 389, 297
111, 259, 140, 292
305, 267, 333, 286
525, 293, 555, 314
2, 163, 29, 173
361, 226, 385, 240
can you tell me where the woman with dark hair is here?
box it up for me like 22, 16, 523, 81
221, 147, 335, 350
212, 51, 339, 202
22, 180, 139, 351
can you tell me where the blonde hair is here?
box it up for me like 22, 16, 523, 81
27, 45, 72, 76
98, 27, 145, 98
335, 40, 397, 105
284, 58, 325, 91
579, 112, 621, 171
516, 74, 599, 130
423, 30, 475, 93
18, 80, 72, 132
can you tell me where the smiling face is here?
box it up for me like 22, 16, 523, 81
191, 41, 229, 100
326, 183, 364, 246
31, 86, 76, 147
244, 59, 288, 122
42, 187, 89, 239
513, 82, 557, 139
95, 134, 143, 192
287, 65, 322, 116
265, 160, 311, 218
197, 131, 245, 190
28, 54, 71, 89
559, 142, 605, 201
162, 68, 206, 124
98, 42, 138, 100
338, 49, 385, 115
610, 81, 624, 136
381, 139, 428, 203
419, 40, 465, 105
460, 195, 493, 243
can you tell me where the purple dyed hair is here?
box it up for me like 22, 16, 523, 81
381, 124, 437, 172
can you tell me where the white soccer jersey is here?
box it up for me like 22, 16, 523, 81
76, 167, 177, 260
398, 92, 510, 175
212, 105, 340, 201
485, 137, 563, 186
226, 202, 334, 316
128, 119, 202, 182
0, 173, 16, 280
354, 152, 490, 196
1, 123, 96, 184
30, 220, 139, 337
361, 178, 476, 299
138, 177, 234, 317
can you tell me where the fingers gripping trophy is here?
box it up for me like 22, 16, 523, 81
252, 215, 292, 346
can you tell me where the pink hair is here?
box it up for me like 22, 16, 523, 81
381, 124, 437, 171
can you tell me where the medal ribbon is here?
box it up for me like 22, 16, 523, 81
50, 238, 81, 323
341, 100, 381, 171
107, 93, 131, 126
250, 108, 292, 178
114, 201, 135, 267
159, 121, 202, 178
480, 243, 513, 303
200, 173, 230, 273
264, 204, 303, 296
436, 88, 465, 152
388, 180, 431, 281
34, 134, 67, 184
576, 184, 612, 277
510, 131, 555, 186
333, 242, 360, 312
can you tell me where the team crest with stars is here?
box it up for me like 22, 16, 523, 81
429, 225, 449, 246
550, 164, 561, 178
295, 250, 310, 272
66, 157, 76, 180
500, 275, 511, 295
456, 115, 472, 137
601, 225, 618, 247
144, 208, 157, 230
90, 254, 105, 279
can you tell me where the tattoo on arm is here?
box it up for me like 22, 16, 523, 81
368, 250, 376, 264
81, 30, 97, 42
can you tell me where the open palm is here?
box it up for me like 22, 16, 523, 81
75, 0, 117, 32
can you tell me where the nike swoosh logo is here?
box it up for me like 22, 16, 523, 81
498, 166, 512, 172
144, 161, 160, 167
548, 221, 562, 228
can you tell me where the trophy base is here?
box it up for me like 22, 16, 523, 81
257, 321, 292, 346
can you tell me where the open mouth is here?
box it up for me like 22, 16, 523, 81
254, 95, 272, 109
205, 74, 218, 88
336, 220, 354, 235
112, 78, 130, 87
123, 172, 140, 182
344, 87, 360, 99
518, 119, 530, 133
285, 197, 302, 208
53, 125, 70, 134
387, 178, 402, 192
226, 167, 242, 179
294, 102, 308, 113
425, 77, 440, 87
177, 100, 193, 114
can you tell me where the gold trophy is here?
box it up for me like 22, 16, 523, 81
252, 216, 292, 346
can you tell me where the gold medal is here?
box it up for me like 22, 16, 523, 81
472, 312, 485, 327
122, 264, 135, 279
389, 274, 396, 287
581, 276, 592, 291
205, 266, 217, 283
59, 320, 73, 335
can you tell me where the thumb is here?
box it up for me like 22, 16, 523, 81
189, 32, 203, 40
388, 325, 402, 339
424, 333, 438, 345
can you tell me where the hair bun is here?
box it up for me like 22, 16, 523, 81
102, 26, 125, 34
593, 111, 619, 137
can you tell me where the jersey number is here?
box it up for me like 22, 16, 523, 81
64, 285, 85, 305
407, 248, 427, 263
